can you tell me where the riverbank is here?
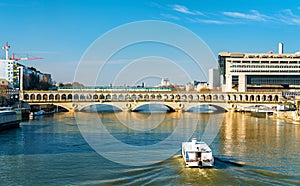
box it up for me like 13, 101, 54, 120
268, 110, 300, 123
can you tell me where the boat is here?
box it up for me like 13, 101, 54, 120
33, 109, 55, 116
29, 109, 55, 119
181, 138, 214, 167
0, 107, 21, 131
250, 105, 275, 118
13, 108, 31, 120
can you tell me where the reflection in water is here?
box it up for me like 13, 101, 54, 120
0, 112, 299, 185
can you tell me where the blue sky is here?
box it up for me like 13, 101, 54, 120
1, 0, 300, 85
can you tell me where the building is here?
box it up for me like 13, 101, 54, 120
20, 66, 53, 90
0, 42, 51, 90
218, 43, 300, 92
160, 78, 170, 87
0, 49, 19, 88
208, 68, 220, 89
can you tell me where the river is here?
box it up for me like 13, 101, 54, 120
0, 111, 299, 185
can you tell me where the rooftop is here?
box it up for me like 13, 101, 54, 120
219, 52, 300, 59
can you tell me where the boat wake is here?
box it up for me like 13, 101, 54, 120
214, 156, 244, 168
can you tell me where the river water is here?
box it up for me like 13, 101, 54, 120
0, 111, 300, 185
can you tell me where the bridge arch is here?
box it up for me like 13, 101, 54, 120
206, 95, 212, 101
30, 94, 35, 100
54, 94, 59, 100
78, 103, 123, 112
238, 95, 243, 101
186, 103, 227, 112
219, 95, 224, 101
212, 95, 218, 101
131, 103, 176, 112
150, 94, 155, 99
138, 94, 143, 100
42, 94, 48, 100
51, 103, 71, 111
74, 94, 79, 100
80, 94, 85, 100
24, 94, 29, 100
256, 95, 260, 101
268, 95, 272, 101
37, 94, 42, 100
227, 95, 230, 101
200, 94, 205, 101
87, 94, 92, 100
49, 94, 54, 100
62, 94, 67, 100
232, 95, 236, 101
163, 94, 168, 100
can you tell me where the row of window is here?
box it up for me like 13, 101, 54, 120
231, 65, 300, 68
228, 60, 300, 64
230, 70, 299, 73
23, 93, 280, 102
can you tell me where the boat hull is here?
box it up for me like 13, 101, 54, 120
0, 120, 20, 131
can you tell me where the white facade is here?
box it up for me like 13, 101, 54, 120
161, 78, 170, 87
185, 83, 194, 91
220, 52, 300, 92
0, 59, 17, 87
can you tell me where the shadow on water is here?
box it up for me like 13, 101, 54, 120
133, 103, 175, 113
187, 104, 227, 114
214, 156, 244, 169
81, 104, 122, 113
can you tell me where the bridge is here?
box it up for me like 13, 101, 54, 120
19, 88, 283, 112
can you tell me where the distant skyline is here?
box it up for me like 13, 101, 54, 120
1, 0, 300, 85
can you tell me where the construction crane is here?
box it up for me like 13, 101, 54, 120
1, 42, 43, 61
10, 53, 43, 61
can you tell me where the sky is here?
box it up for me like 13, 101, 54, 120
1, 0, 300, 86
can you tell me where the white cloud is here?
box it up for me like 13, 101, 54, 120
160, 13, 180, 20
223, 10, 269, 21
187, 18, 233, 25
171, 4, 203, 15
278, 9, 300, 25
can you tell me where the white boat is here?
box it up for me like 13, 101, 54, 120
0, 107, 21, 131
182, 138, 214, 167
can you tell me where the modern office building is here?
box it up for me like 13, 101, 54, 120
218, 43, 300, 92
0, 59, 17, 88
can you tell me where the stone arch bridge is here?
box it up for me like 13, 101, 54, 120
20, 90, 283, 112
